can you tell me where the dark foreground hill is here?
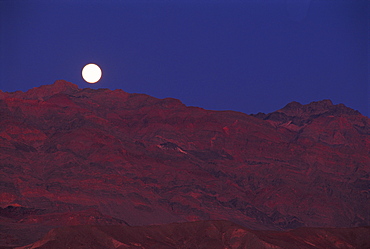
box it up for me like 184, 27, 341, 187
15, 221, 370, 249
0, 80, 369, 247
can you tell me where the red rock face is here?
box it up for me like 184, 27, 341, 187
16, 221, 370, 249
0, 80, 369, 247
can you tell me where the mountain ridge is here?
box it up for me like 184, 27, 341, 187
0, 80, 369, 247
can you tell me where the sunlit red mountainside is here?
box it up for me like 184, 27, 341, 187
0, 80, 369, 247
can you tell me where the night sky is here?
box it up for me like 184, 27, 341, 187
1, 0, 368, 117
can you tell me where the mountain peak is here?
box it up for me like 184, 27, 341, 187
280, 99, 333, 115
251, 99, 363, 128
278, 99, 360, 117
14, 80, 79, 100
0, 80, 80, 100
51, 80, 79, 90
23, 80, 79, 99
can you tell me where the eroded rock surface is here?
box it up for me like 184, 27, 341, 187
0, 80, 369, 247
17, 221, 370, 249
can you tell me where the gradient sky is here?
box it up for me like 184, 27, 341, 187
0, 0, 368, 116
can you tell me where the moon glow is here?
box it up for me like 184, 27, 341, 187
82, 64, 102, 83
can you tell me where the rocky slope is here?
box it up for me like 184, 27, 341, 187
0, 80, 369, 247
16, 221, 370, 249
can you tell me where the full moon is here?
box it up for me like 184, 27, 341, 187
82, 64, 102, 83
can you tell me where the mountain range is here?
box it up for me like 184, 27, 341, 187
0, 80, 369, 248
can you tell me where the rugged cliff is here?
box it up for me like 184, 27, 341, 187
0, 80, 369, 247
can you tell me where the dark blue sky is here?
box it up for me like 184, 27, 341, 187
1, 0, 368, 116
